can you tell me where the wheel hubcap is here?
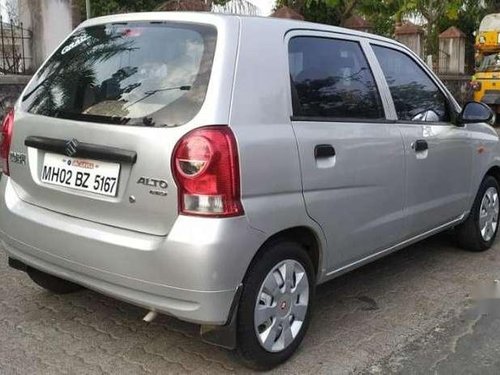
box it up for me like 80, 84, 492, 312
254, 259, 309, 353
479, 186, 499, 242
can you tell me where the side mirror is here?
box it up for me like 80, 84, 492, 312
457, 101, 495, 126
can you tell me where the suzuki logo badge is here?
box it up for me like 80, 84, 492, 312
65, 139, 79, 157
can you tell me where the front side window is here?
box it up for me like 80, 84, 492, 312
22, 22, 217, 127
289, 37, 384, 120
372, 45, 450, 122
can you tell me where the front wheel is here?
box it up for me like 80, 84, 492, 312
236, 241, 315, 370
456, 175, 500, 252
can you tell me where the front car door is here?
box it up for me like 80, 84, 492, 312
287, 32, 406, 271
370, 43, 473, 237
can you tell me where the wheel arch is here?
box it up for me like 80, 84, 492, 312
249, 226, 323, 281
485, 165, 500, 186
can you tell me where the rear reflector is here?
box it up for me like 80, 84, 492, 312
172, 126, 243, 217
0, 110, 14, 176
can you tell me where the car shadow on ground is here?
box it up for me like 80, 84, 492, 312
3, 229, 497, 374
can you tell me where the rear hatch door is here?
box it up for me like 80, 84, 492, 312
8, 18, 222, 236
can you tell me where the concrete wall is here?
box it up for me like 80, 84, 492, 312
439, 38, 466, 74
395, 34, 423, 58
18, 0, 74, 69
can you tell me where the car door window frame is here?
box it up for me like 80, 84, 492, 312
367, 40, 462, 126
285, 30, 395, 124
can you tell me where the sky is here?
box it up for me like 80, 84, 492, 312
0, 0, 9, 20
248, 0, 276, 16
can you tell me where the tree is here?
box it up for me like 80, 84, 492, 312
77, 0, 166, 18
275, 0, 360, 25
412, 0, 460, 58
358, 0, 415, 37
78, 0, 233, 18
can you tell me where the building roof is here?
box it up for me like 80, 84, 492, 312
271, 6, 304, 21
439, 26, 465, 39
344, 15, 372, 30
395, 21, 423, 35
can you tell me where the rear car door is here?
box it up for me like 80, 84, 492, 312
371, 44, 473, 237
288, 32, 406, 270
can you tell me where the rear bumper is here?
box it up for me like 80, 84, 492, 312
0, 177, 266, 325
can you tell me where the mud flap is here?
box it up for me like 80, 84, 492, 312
200, 284, 242, 350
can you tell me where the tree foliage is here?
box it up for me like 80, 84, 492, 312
357, 0, 414, 36
77, 0, 164, 18
276, 0, 359, 25
78, 0, 231, 18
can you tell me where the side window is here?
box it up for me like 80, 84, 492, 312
289, 37, 384, 120
372, 45, 450, 122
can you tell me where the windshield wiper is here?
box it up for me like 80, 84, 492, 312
53, 110, 131, 125
124, 85, 191, 109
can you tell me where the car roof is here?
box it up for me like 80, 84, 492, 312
79, 11, 405, 50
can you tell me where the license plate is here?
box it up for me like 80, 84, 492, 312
41, 153, 120, 197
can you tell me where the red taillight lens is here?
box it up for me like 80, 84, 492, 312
172, 126, 243, 217
0, 110, 14, 176
470, 81, 482, 91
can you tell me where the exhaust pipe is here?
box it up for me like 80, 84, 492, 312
143, 311, 158, 323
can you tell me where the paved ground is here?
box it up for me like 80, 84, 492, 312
1, 230, 500, 374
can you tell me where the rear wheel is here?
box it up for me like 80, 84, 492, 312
27, 267, 84, 294
236, 241, 315, 370
456, 175, 499, 252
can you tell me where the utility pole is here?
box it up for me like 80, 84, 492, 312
86, 0, 91, 19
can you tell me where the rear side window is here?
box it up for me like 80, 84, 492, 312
372, 45, 450, 122
22, 22, 217, 127
289, 36, 384, 120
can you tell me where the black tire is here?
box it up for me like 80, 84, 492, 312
27, 267, 84, 294
456, 175, 500, 252
236, 241, 315, 370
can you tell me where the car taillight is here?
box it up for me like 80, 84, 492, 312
0, 110, 14, 176
470, 81, 482, 91
172, 126, 243, 217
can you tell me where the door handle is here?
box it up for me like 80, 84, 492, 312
412, 139, 428, 152
314, 144, 336, 158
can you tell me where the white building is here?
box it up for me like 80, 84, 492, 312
17, 0, 77, 70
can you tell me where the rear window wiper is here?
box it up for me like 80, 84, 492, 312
124, 85, 191, 109
53, 110, 131, 125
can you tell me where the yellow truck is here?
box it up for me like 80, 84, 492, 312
472, 14, 500, 118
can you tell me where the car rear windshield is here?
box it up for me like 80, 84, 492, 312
21, 22, 217, 127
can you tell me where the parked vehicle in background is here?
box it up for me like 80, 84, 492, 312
472, 13, 500, 119
1, 13, 500, 370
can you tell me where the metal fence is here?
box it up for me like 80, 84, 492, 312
0, 17, 32, 75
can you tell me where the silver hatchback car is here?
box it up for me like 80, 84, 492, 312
1, 12, 500, 369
